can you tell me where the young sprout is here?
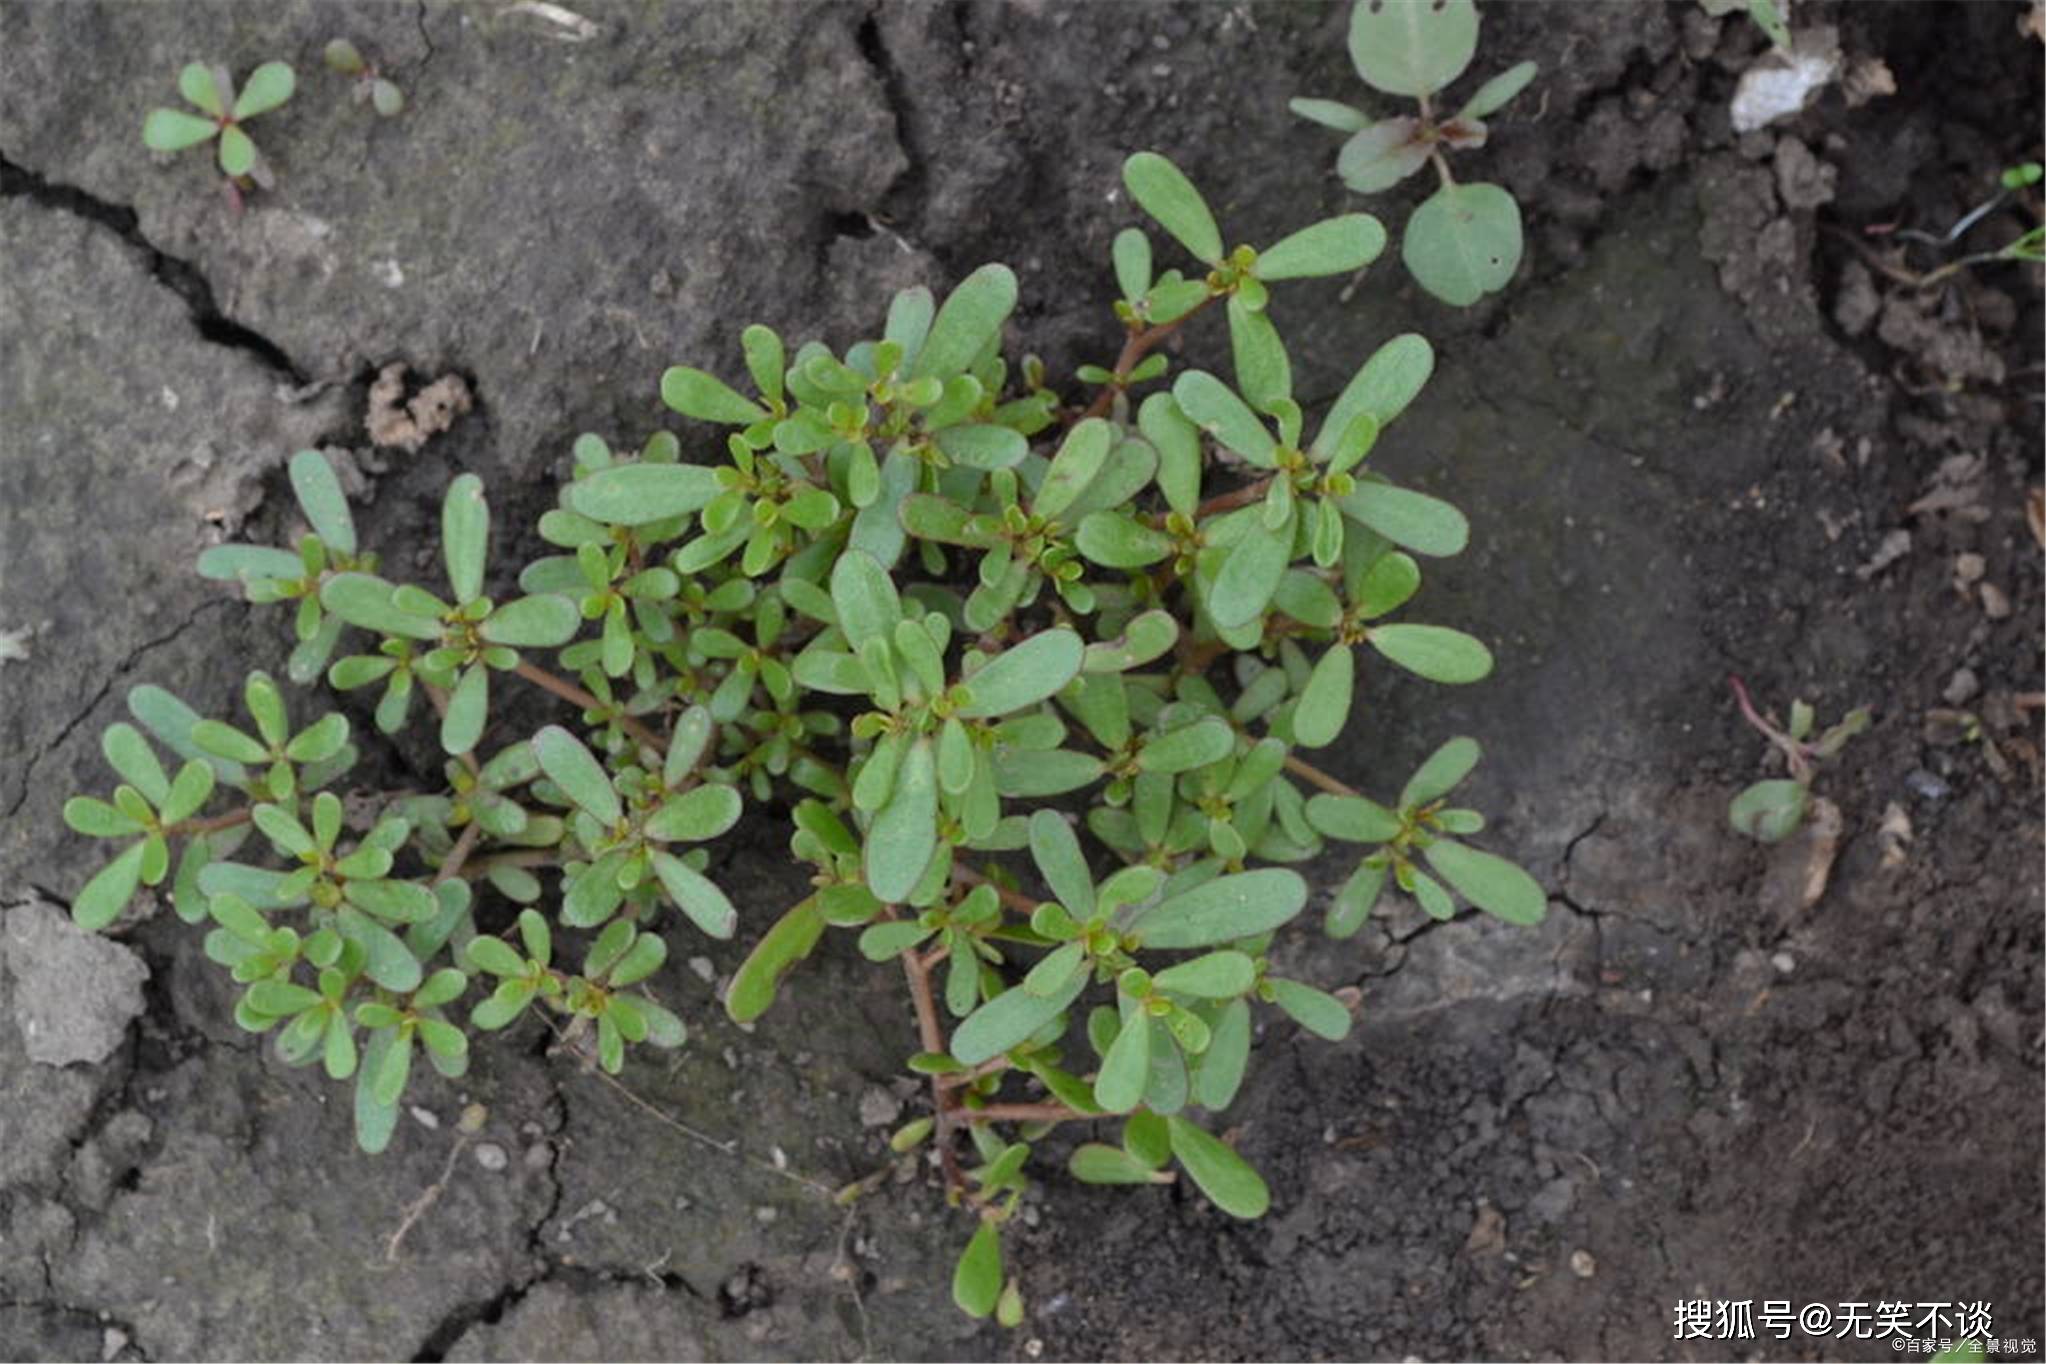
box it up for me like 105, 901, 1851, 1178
325, 39, 406, 117
142, 61, 296, 184
1290, 0, 1536, 305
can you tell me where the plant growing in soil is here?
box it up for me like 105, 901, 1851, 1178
1726, 674, 1871, 841
1292, 0, 1536, 306
141, 60, 296, 188
324, 38, 405, 117
59, 150, 1544, 1321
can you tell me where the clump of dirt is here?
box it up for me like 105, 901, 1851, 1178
367, 361, 474, 453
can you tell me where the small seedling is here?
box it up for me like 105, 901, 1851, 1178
62, 150, 1546, 1323
1292, 0, 1536, 306
1726, 675, 1871, 841
142, 60, 296, 187
1858, 161, 2046, 289
325, 39, 405, 117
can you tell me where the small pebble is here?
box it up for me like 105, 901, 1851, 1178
1905, 770, 1951, 801
409, 1105, 440, 1130
1943, 668, 1980, 705
755, 1205, 778, 1224
689, 955, 716, 983
1771, 952, 1796, 975
859, 1086, 903, 1128
1981, 583, 2011, 619
473, 1142, 509, 1172
1570, 1249, 1597, 1278
101, 1327, 128, 1362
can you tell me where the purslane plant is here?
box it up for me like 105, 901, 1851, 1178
142, 60, 296, 186
62, 150, 1544, 1322
1292, 0, 1535, 306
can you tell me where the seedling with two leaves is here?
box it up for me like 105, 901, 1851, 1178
324, 39, 406, 117
61, 150, 1546, 1322
1292, 0, 1536, 306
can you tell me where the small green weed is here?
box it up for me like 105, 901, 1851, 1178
142, 60, 295, 187
1292, 0, 1536, 306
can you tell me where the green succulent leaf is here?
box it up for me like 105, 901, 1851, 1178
1093, 1012, 1151, 1113
1123, 152, 1223, 265
64, 797, 143, 839
1070, 1143, 1167, 1184
866, 739, 938, 902
651, 850, 738, 939
321, 573, 442, 640
232, 61, 295, 119
1131, 869, 1307, 949
1152, 950, 1257, 999
1171, 371, 1275, 466
440, 662, 489, 756
144, 107, 218, 152
951, 969, 1087, 1067
532, 725, 620, 825
952, 1220, 1003, 1319
960, 630, 1085, 719
1208, 532, 1291, 630
288, 450, 357, 556
103, 723, 171, 806
1337, 482, 1468, 557
1402, 182, 1524, 307
1457, 59, 1539, 121
1256, 213, 1388, 279
1401, 736, 1481, 807
1288, 96, 1372, 132
1033, 419, 1114, 522
1267, 978, 1353, 1040
178, 62, 226, 116
479, 594, 580, 647
1166, 1115, 1270, 1218
1367, 623, 1493, 684
1111, 228, 1153, 303
646, 784, 742, 843
72, 841, 148, 931
661, 366, 768, 425
724, 895, 826, 1022
1728, 778, 1809, 843
1336, 118, 1432, 192
1347, 0, 1479, 98
1422, 838, 1547, 925
1314, 333, 1434, 456
1305, 793, 1402, 843
569, 463, 722, 525
1191, 997, 1252, 1110
217, 124, 256, 177
1028, 809, 1096, 920
1292, 645, 1355, 749
830, 549, 904, 653
437, 478, 488, 605
913, 264, 1019, 381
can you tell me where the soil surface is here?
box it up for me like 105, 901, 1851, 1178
3, 3, 2041, 1361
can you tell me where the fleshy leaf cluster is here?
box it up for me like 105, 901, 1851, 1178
60, 150, 1544, 1323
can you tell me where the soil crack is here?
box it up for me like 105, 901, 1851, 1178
0, 154, 306, 385
3, 599, 231, 824
852, 6, 925, 227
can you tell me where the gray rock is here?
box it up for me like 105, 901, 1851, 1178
3, 901, 149, 1066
